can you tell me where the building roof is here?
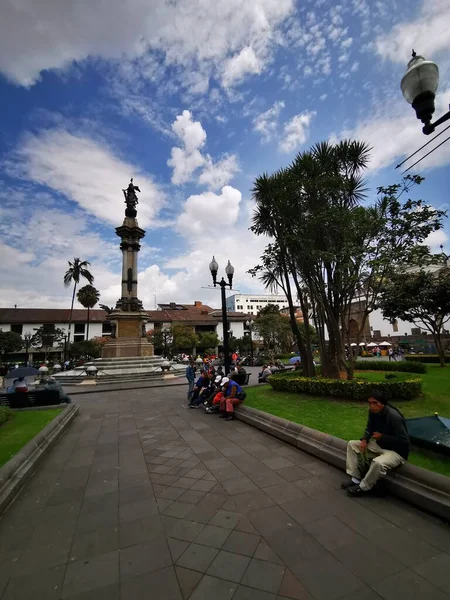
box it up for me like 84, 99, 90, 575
0, 308, 107, 324
147, 302, 252, 324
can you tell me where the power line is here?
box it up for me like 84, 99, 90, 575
396, 123, 450, 169
402, 134, 450, 174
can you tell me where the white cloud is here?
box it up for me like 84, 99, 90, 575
253, 100, 285, 142
222, 46, 262, 87
198, 155, 239, 190
9, 129, 166, 228
339, 88, 450, 172
375, 0, 450, 64
425, 229, 449, 251
175, 186, 242, 235
167, 110, 207, 185
167, 110, 238, 188
0, 0, 294, 89
279, 110, 316, 153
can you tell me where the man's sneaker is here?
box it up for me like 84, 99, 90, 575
347, 485, 367, 496
218, 413, 227, 418
189, 404, 199, 409
225, 415, 235, 421
341, 480, 358, 490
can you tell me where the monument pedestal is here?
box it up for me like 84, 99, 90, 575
102, 310, 154, 358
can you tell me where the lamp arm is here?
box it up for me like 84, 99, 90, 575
424, 106, 450, 135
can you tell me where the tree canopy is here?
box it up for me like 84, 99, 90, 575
0, 330, 23, 359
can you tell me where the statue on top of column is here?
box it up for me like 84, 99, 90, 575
122, 178, 141, 217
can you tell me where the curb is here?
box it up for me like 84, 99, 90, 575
236, 405, 450, 521
0, 403, 79, 517
68, 380, 186, 396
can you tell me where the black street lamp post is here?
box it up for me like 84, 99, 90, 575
209, 256, 234, 375
24, 333, 32, 365
246, 319, 254, 365
401, 51, 450, 135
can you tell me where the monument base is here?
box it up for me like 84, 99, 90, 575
102, 337, 154, 358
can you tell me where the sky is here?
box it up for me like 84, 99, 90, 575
0, 0, 449, 312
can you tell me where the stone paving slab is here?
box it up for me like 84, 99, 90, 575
0, 386, 449, 600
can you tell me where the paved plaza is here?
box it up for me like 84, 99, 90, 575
0, 386, 449, 600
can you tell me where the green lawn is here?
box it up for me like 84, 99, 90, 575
0, 409, 63, 467
245, 365, 450, 477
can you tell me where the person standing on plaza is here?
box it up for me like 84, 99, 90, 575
342, 390, 410, 495
185, 359, 195, 403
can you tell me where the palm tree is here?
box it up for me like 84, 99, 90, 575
64, 258, 94, 345
77, 285, 100, 340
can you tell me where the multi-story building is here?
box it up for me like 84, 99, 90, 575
226, 293, 289, 316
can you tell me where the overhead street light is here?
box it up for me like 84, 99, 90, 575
401, 51, 450, 135
209, 256, 234, 375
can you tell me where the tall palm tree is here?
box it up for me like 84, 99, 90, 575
64, 259, 94, 345
77, 285, 100, 340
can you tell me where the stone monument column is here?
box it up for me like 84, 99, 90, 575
102, 179, 154, 358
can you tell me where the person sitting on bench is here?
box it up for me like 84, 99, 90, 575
219, 377, 246, 421
204, 375, 225, 413
342, 390, 410, 495
189, 372, 214, 408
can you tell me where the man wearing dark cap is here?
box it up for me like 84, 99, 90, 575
342, 390, 410, 496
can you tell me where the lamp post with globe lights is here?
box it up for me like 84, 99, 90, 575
246, 319, 254, 365
401, 51, 450, 135
209, 256, 234, 375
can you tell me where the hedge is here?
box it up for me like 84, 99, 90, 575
405, 355, 450, 364
354, 360, 427, 374
268, 373, 422, 401
0, 407, 13, 427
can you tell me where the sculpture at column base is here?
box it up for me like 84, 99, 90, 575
115, 296, 144, 312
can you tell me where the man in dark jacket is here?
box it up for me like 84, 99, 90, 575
342, 390, 410, 495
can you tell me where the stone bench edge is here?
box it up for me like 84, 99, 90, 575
0, 403, 79, 516
236, 404, 450, 521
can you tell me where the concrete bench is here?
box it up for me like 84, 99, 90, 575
0, 390, 62, 408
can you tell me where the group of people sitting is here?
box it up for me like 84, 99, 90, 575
185, 360, 246, 421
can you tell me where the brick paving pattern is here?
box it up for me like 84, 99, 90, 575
0, 386, 449, 599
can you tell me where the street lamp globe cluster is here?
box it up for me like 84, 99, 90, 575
401, 51, 450, 135
209, 256, 235, 375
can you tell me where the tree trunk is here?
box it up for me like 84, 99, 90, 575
432, 331, 446, 367
67, 282, 77, 346
86, 306, 90, 340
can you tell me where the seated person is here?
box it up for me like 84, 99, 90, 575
294, 360, 302, 371
35, 377, 72, 403
8, 377, 28, 393
219, 377, 246, 421
189, 372, 214, 408
342, 390, 410, 495
230, 365, 247, 385
258, 365, 272, 383
204, 375, 225, 413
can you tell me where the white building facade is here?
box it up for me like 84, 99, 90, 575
226, 294, 289, 316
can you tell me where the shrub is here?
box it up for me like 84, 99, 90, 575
354, 360, 427, 374
405, 355, 450, 364
0, 407, 13, 426
268, 373, 422, 401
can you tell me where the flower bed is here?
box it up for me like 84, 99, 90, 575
268, 372, 422, 401
354, 360, 427, 374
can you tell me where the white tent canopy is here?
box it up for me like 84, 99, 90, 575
367, 342, 377, 347
359, 342, 366, 346
350, 343, 357, 347
379, 341, 392, 346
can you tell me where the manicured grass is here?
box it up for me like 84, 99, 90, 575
245, 365, 450, 477
0, 409, 62, 467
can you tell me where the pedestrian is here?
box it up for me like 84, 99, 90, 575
219, 377, 246, 421
341, 390, 410, 496
185, 359, 195, 403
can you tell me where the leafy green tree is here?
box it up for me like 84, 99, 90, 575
147, 326, 173, 356
31, 325, 66, 360
379, 265, 450, 367
251, 139, 446, 379
64, 258, 94, 346
69, 339, 103, 359
172, 324, 199, 354
77, 285, 100, 339
0, 330, 23, 359
254, 305, 292, 359
197, 331, 219, 351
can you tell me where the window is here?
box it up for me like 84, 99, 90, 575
392, 320, 399, 333
411, 328, 421, 335
373, 330, 381, 339
74, 324, 85, 334
102, 322, 112, 335
11, 324, 23, 335
74, 334, 85, 343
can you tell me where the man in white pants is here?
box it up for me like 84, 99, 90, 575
342, 390, 410, 496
